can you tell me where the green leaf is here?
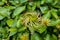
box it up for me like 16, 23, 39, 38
48, 19, 60, 26
0, 2, 4, 6
18, 27, 26, 32
9, 28, 17, 37
12, 35, 17, 40
4, 6, 16, 10
51, 9, 58, 19
40, 6, 48, 14
13, 6, 25, 17
45, 34, 51, 40
20, 0, 28, 3
36, 1, 41, 7
51, 34, 57, 40
48, 20, 57, 26
43, 11, 51, 19
0, 15, 4, 20
17, 19, 22, 28
9, 0, 20, 6
31, 5, 36, 11
0, 7, 11, 18
41, 0, 46, 4
2, 0, 7, 2
46, 0, 53, 3
37, 25, 47, 33
31, 33, 42, 40
28, 26, 35, 34
6, 19, 14, 27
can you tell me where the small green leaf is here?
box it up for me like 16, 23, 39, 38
51, 34, 57, 40
48, 20, 57, 26
0, 7, 11, 18
20, 0, 28, 3
37, 24, 47, 33
51, 9, 58, 19
46, 0, 53, 3
4, 6, 16, 10
43, 11, 51, 19
6, 19, 14, 27
2, 0, 7, 3
45, 34, 51, 40
31, 33, 42, 40
40, 6, 48, 14
9, 28, 17, 37
17, 19, 22, 28
0, 15, 4, 20
0, 2, 4, 6
18, 27, 26, 32
41, 0, 46, 4
36, 1, 41, 7
48, 19, 60, 26
13, 6, 25, 17
28, 26, 35, 34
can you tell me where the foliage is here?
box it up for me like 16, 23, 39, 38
0, 0, 60, 40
